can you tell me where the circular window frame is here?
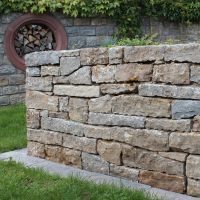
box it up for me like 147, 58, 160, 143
5, 14, 67, 71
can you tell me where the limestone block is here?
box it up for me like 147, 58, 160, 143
187, 178, 200, 197
27, 109, 40, 129
41, 66, 60, 76
139, 170, 185, 193
109, 47, 123, 64
88, 112, 145, 129
59, 97, 69, 112
26, 67, 40, 77
192, 116, 200, 132
153, 63, 190, 84
191, 65, 200, 84
82, 152, 109, 175
169, 132, 200, 154
54, 85, 100, 97
27, 141, 45, 158
158, 152, 187, 162
186, 155, 200, 179
97, 140, 122, 165
10, 93, 25, 104
45, 145, 62, 163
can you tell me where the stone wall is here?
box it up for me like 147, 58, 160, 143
25, 44, 200, 197
0, 13, 116, 106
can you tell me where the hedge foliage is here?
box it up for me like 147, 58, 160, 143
0, 0, 200, 37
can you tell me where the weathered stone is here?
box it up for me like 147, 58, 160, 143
96, 26, 114, 36
109, 47, 123, 64
0, 65, 16, 75
112, 95, 171, 118
111, 127, 169, 152
9, 74, 25, 85
82, 152, 109, 175
139, 170, 185, 193
187, 178, 200, 197
88, 95, 113, 113
27, 141, 45, 158
25, 51, 60, 67
59, 49, 80, 57
26, 77, 52, 92
10, 93, 25, 104
0, 96, 9, 105
45, 145, 62, 162
53, 76, 70, 84
41, 66, 60, 76
27, 109, 40, 129
54, 85, 100, 97
146, 118, 191, 132
79, 26, 96, 36
186, 155, 200, 179
2, 85, 18, 95
100, 83, 137, 95
68, 66, 92, 85
60, 56, 81, 75
27, 129, 62, 145
92, 65, 116, 83
169, 132, 200, 154
191, 65, 200, 84
110, 164, 139, 181
59, 97, 69, 112
63, 134, 96, 153
48, 112, 69, 119
124, 45, 165, 63
26, 67, 41, 77
164, 43, 200, 63
172, 100, 200, 119
122, 145, 184, 176
97, 140, 122, 165
26, 90, 58, 112
158, 152, 187, 162
115, 64, 153, 82
153, 63, 190, 84
74, 18, 91, 25
69, 98, 88, 123
193, 116, 200, 132
0, 76, 9, 86
18, 85, 25, 93
62, 148, 81, 169
139, 84, 200, 99
88, 112, 145, 129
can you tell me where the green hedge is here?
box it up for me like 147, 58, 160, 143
0, 0, 200, 37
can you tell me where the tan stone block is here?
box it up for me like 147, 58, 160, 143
139, 170, 185, 193
158, 152, 187, 162
41, 65, 60, 76
97, 140, 122, 165
45, 145, 62, 162
27, 109, 40, 129
193, 116, 200, 132
186, 155, 200, 180
27, 141, 45, 158
187, 178, 200, 197
48, 112, 69, 119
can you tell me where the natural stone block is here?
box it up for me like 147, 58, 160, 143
115, 64, 153, 82
193, 116, 200, 132
53, 76, 70, 84
122, 145, 184, 176
68, 66, 92, 85
172, 100, 200, 119
27, 141, 45, 158
63, 134, 96, 153
26, 77, 53, 92
41, 66, 60, 76
100, 83, 137, 95
62, 148, 81, 169
0, 96, 9, 106
191, 65, 200, 84
26, 91, 58, 112
54, 85, 100, 97
139, 84, 200, 99
110, 164, 139, 181
0, 76, 9, 86
186, 155, 200, 179
59, 50, 80, 57
88, 112, 145, 129
124, 45, 165, 63
112, 95, 171, 118
60, 56, 81, 75
169, 132, 200, 154
92, 65, 116, 83
45, 145, 62, 163
139, 170, 185, 193
158, 152, 187, 162
27, 109, 40, 129
25, 51, 60, 67
187, 178, 200, 197
10, 93, 25, 104
97, 140, 122, 165
27, 129, 62, 145
109, 47, 123, 64
153, 63, 190, 84
48, 112, 69, 119
9, 74, 25, 85
111, 127, 169, 152
69, 98, 88, 123
2, 85, 18, 95
146, 118, 191, 132
0, 65, 16, 75
26, 67, 41, 77
82, 152, 109, 175
59, 97, 69, 112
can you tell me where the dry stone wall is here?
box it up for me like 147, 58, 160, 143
25, 43, 200, 197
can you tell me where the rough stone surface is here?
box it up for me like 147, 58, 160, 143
88, 112, 145, 128
27, 142, 45, 158
27, 109, 40, 129
26, 67, 40, 77
54, 85, 100, 97
109, 47, 123, 64
45, 145, 62, 163
158, 152, 187, 162
41, 66, 60, 76
153, 63, 190, 84
187, 178, 200, 197
139, 170, 185, 193
191, 65, 200, 84
193, 116, 200, 132
186, 155, 200, 180
59, 97, 69, 112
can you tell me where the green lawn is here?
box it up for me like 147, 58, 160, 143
0, 104, 27, 153
0, 160, 161, 200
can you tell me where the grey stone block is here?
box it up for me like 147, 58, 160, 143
0, 96, 9, 105
79, 26, 96, 36
0, 65, 16, 75
96, 26, 114, 36
2, 85, 18, 95
26, 67, 41, 77
68, 36, 86, 49
10, 93, 25, 104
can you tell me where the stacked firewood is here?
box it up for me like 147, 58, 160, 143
14, 24, 56, 57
